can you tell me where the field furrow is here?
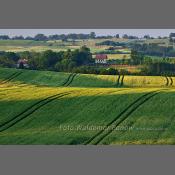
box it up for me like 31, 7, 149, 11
0, 67, 174, 144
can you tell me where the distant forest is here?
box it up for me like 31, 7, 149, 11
1, 32, 175, 41
130, 43, 175, 57
0, 32, 114, 40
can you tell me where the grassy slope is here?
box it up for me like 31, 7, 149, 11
70, 74, 175, 88
0, 86, 174, 144
0, 38, 130, 53
0, 68, 117, 88
0, 68, 17, 80
70, 74, 116, 88
103, 89, 175, 145
0, 85, 72, 124
0, 68, 175, 88
123, 75, 166, 87
0, 68, 175, 144
0, 68, 71, 87
0, 87, 157, 144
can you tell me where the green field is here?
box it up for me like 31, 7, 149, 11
0, 68, 175, 144
105, 54, 130, 60
0, 39, 131, 54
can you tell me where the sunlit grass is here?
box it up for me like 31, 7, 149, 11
107, 54, 130, 60
0, 67, 175, 144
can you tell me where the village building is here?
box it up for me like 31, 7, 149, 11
17, 59, 29, 69
95, 54, 108, 64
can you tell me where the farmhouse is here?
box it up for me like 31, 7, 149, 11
95, 54, 108, 64
17, 59, 29, 69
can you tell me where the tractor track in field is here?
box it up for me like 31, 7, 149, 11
62, 73, 77, 87
0, 72, 77, 90
1, 72, 19, 84
0, 88, 127, 132
165, 76, 169, 86
1, 72, 23, 85
65, 73, 77, 86
169, 76, 173, 86
84, 89, 164, 145
164, 76, 173, 86
0, 91, 73, 132
62, 73, 74, 86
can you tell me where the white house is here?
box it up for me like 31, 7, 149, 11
95, 54, 108, 64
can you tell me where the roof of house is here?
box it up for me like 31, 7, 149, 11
95, 54, 108, 60
17, 59, 28, 64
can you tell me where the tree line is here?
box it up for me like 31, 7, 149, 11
0, 33, 165, 41
130, 50, 175, 76
0, 32, 122, 41
1, 45, 175, 76
130, 43, 175, 57
95, 40, 127, 47
0, 46, 118, 75
0, 46, 92, 70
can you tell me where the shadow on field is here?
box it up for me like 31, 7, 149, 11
0, 89, 170, 145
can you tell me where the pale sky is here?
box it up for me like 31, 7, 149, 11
0, 29, 175, 37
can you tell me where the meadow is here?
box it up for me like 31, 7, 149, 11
0, 67, 175, 144
105, 54, 130, 60
0, 39, 131, 54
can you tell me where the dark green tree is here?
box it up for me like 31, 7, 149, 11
40, 50, 60, 69
34, 34, 48, 41
90, 32, 96, 39
131, 50, 144, 65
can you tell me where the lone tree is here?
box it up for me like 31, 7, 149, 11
116, 34, 120, 38
90, 32, 96, 39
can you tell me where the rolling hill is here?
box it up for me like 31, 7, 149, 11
0, 67, 174, 144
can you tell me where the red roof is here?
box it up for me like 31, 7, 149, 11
95, 54, 108, 60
